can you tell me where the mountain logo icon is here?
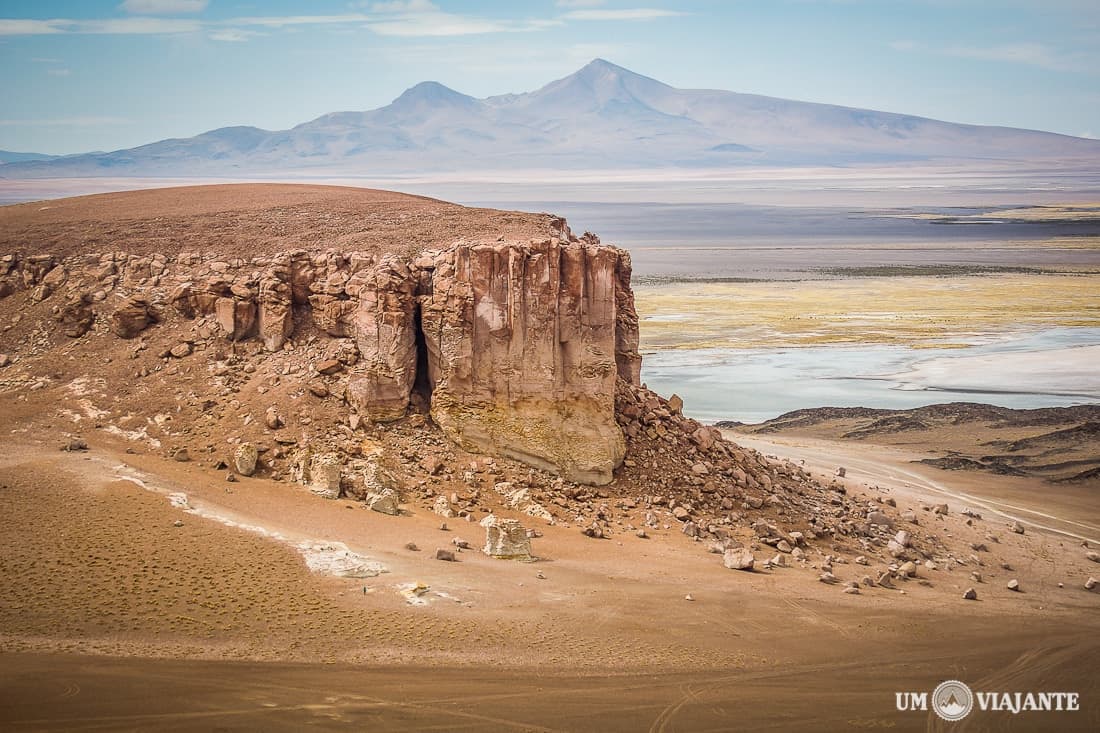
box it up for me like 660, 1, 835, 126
932, 680, 975, 721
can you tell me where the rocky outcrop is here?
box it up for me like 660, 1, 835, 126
0, 220, 638, 485
420, 238, 634, 485
346, 255, 419, 422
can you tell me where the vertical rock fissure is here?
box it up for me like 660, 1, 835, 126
411, 302, 433, 412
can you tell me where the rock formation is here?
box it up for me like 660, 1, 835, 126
482, 517, 533, 560
420, 237, 635, 485
0, 220, 637, 485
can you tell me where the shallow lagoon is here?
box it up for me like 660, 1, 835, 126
641, 328, 1100, 423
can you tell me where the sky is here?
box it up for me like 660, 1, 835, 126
1, 0, 1098, 155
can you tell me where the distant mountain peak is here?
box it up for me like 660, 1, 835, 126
569, 57, 660, 86
524, 58, 671, 112
580, 57, 623, 73
391, 80, 476, 109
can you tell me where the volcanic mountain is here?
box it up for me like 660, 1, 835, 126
5, 59, 1099, 178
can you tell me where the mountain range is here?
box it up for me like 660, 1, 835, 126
4, 59, 1099, 178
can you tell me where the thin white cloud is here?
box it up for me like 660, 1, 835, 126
119, 0, 208, 14
224, 14, 372, 28
0, 14, 371, 36
368, 11, 560, 37
2, 9, 560, 38
0, 17, 201, 35
562, 8, 683, 21
944, 42, 1082, 72
370, 0, 439, 11
0, 19, 67, 35
555, 0, 606, 7
891, 39, 1094, 74
47, 68, 72, 76
78, 18, 204, 34
209, 29, 260, 42
0, 116, 132, 127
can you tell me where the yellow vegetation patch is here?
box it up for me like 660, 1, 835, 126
635, 274, 1100, 350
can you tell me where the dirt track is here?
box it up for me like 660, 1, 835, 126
730, 432, 1100, 545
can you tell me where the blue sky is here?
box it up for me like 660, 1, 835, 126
1, 0, 1098, 154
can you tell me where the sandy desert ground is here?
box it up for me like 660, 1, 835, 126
1, 412, 1098, 731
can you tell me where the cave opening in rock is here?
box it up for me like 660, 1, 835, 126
411, 304, 433, 413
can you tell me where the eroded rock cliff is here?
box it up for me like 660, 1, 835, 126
0, 222, 639, 484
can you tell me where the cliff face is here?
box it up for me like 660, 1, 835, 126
0, 222, 640, 485
419, 238, 635, 485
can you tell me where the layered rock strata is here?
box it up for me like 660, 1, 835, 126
0, 224, 639, 484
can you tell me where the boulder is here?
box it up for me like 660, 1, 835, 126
867, 511, 893, 527
59, 299, 95, 338
722, 548, 754, 571
433, 495, 455, 518
366, 488, 400, 516
233, 443, 258, 477
435, 548, 456, 562
315, 359, 344, 375
690, 426, 714, 450
309, 453, 342, 499
963, 587, 978, 600
264, 407, 283, 430
215, 296, 257, 341
482, 517, 533, 560
110, 296, 155, 338
169, 342, 192, 358
504, 486, 553, 522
